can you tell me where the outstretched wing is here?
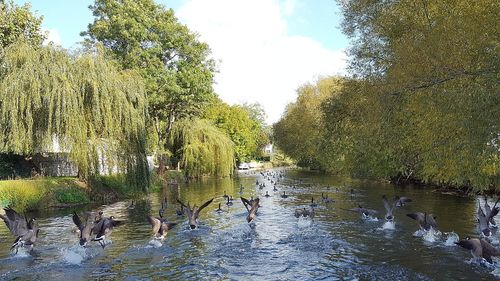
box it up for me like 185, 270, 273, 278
406, 212, 425, 223
2, 207, 28, 236
382, 195, 392, 214
147, 216, 161, 234
481, 239, 500, 264
195, 198, 214, 217
241, 197, 251, 212
72, 212, 84, 231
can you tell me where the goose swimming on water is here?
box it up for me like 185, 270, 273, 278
310, 197, 317, 207
0, 207, 39, 253
177, 198, 214, 229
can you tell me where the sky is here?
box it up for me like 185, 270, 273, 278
14, 0, 349, 124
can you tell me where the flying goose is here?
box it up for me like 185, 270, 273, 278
0, 207, 39, 253
177, 198, 214, 229
92, 215, 122, 248
347, 204, 378, 217
483, 196, 499, 228
72, 211, 98, 246
294, 207, 315, 218
477, 205, 493, 237
455, 237, 500, 264
241, 197, 260, 223
382, 195, 397, 222
146, 214, 177, 240
406, 212, 438, 231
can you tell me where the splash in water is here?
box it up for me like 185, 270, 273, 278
10, 247, 31, 258
297, 216, 313, 228
380, 221, 396, 230
61, 244, 88, 265
362, 214, 378, 222
147, 239, 163, 248
443, 232, 459, 246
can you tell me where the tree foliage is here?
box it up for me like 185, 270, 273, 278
204, 100, 269, 163
275, 0, 499, 191
0, 42, 149, 190
0, 1, 45, 48
83, 0, 216, 149
169, 118, 234, 178
273, 77, 344, 169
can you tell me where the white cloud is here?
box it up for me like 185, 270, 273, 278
177, 0, 346, 124
43, 28, 62, 46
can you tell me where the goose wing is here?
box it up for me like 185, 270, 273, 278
160, 221, 177, 234
147, 216, 161, 234
407, 212, 425, 224
194, 198, 214, 218
382, 195, 394, 215
72, 212, 84, 231
477, 205, 489, 230
2, 207, 28, 236
480, 238, 500, 264
241, 197, 251, 212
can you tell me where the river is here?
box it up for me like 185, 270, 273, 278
0, 168, 498, 280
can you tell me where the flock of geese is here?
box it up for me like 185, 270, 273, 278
0, 169, 499, 269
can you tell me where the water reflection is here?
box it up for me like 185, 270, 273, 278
0, 168, 499, 280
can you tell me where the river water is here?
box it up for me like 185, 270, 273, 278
0, 168, 498, 280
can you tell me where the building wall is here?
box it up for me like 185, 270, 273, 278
32, 153, 78, 177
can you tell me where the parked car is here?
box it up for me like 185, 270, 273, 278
238, 162, 250, 170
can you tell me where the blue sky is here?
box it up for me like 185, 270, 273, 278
14, 0, 349, 123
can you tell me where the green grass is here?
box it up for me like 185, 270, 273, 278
0, 177, 90, 211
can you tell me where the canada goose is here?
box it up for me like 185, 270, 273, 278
395, 196, 412, 207
127, 200, 135, 209
241, 197, 260, 223
294, 207, 314, 218
146, 215, 177, 240
477, 205, 493, 237
347, 204, 378, 217
92, 216, 122, 249
92, 215, 122, 248
226, 196, 233, 206
175, 202, 185, 216
483, 196, 499, 228
159, 198, 168, 218
264, 191, 270, 197
177, 198, 214, 229
72, 211, 97, 246
281, 191, 288, 198
215, 203, 225, 213
223, 191, 229, 198
0, 207, 39, 253
382, 195, 397, 222
455, 237, 499, 264
310, 197, 317, 207
321, 193, 333, 203
273, 185, 278, 192
406, 212, 437, 231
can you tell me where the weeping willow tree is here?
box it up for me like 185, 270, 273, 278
0, 42, 149, 191
169, 118, 235, 178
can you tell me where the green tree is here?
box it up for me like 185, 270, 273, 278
274, 77, 344, 170
169, 118, 234, 178
0, 0, 45, 48
0, 42, 149, 190
82, 0, 216, 151
204, 100, 269, 163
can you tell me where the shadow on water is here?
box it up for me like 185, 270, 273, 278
0, 168, 499, 280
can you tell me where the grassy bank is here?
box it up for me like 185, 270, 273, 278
0, 177, 90, 211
